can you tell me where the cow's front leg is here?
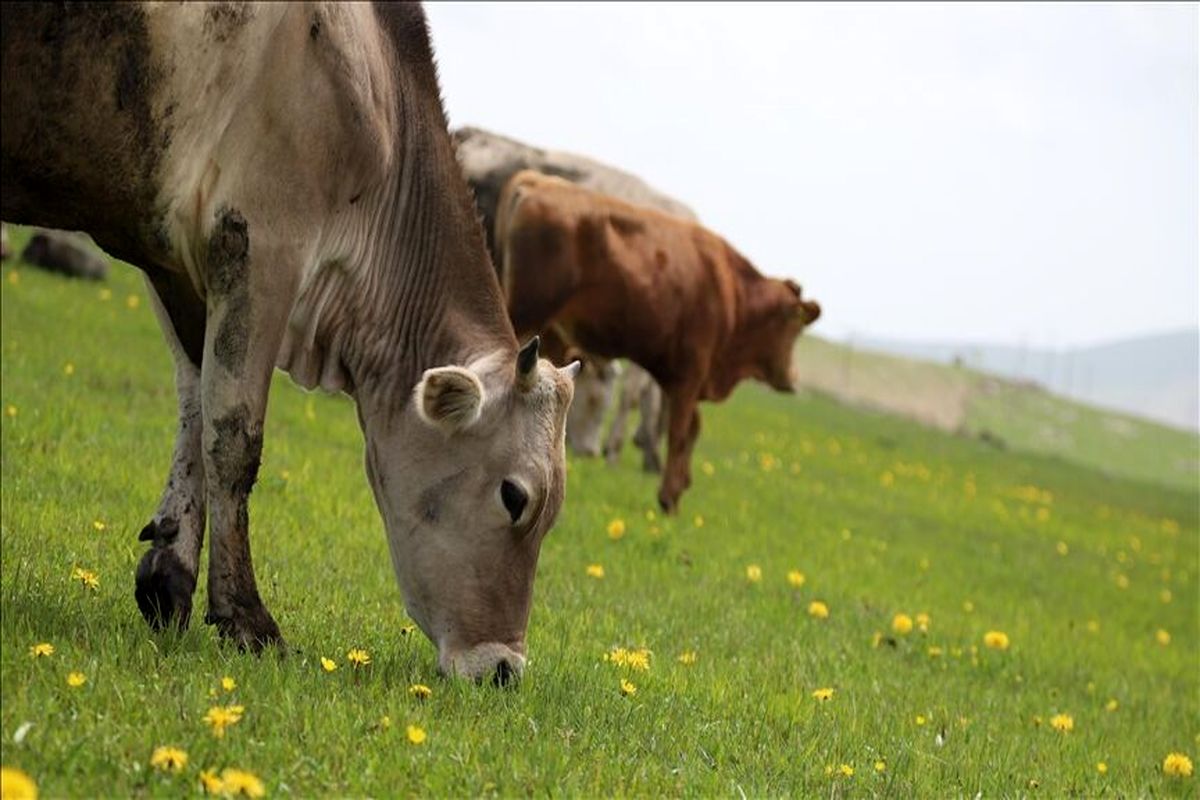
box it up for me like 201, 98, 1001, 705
634, 382, 664, 474
657, 389, 701, 513
199, 212, 296, 651
135, 276, 206, 630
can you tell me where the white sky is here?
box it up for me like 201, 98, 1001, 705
426, 2, 1198, 349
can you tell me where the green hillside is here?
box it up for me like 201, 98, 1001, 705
2, 229, 1197, 797
794, 335, 1199, 491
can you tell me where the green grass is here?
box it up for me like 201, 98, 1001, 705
793, 335, 1199, 491
2, 229, 1197, 797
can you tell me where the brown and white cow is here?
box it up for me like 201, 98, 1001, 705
1, 2, 578, 683
496, 170, 821, 512
452, 126, 676, 468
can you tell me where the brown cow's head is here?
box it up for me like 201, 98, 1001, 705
714, 277, 820, 398
763, 278, 821, 390
362, 338, 578, 685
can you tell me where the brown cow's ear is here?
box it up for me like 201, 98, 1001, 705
798, 299, 821, 324
414, 366, 485, 435
784, 278, 803, 298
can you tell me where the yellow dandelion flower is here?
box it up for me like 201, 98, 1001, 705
619, 679, 637, 696
892, 613, 913, 635
0, 767, 37, 800
1097, 762, 1107, 775
219, 768, 265, 798
1086, 619, 1100, 634
701, 461, 715, 476
1156, 629, 1171, 646
962, 600, 975, 613
199, 769, 224, 795
70, 567, 100, 591
1056, 541, 1069, 556
983, 631, 1010, 650
677, 651, 697, 665
377, 715, 392, 730
320, 657, 337, 673
1163, 752, 1194, 777
28, 643, 53, 659
63, 363, 75, 377
745, 564, 762, 583
606, 518, 626, 540
585, 564, 605, 579
92, 520, 106, 532
915, 612, 931, 633
1115, 573, 1129, 589
406, 725, 427, 745
838, 764, 854, 777
1160, 588, 1173, 604
1105, 698, 1118, 712
604, 646, 651, 671
693, 514, 704, 528
7, 270, 20, 286
202, 705, 245, 738
915, 715, 927, 726
125, 294, 140, 309
98, 287, 112, 301
4, 406, 16, 418
786, 570, 806, 588
66, 672, 86, 688
874, 760, 886, 773
1050, 713, 1074, 733
221, 676, 236, 693
149, 746, 188, 772
408, 684, 432, 700
346, 648, 371, 667
808, 600, 829, 619
812, 687, 834, 702
927, 646, 944, 658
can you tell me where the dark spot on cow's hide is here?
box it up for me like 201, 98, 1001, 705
135, 546, 196, 630
349, 191, 362, 205
210, 405, 263, 496
207, 207, 249, 294
654, 249, 669, 269
214, 291, 251, 373
204, 2, 253, 43
309, 13, 322, 40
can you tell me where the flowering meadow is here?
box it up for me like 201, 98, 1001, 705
2, 228, 1197, 796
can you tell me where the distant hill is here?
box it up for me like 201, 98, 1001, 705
792, 335, 1199, 490
856, 329, 1199, 432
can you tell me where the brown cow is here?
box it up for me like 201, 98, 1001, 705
497, 170, 821, 512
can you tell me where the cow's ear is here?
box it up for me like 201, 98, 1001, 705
414, 366, 485, 434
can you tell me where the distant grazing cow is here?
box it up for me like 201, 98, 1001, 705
1, 3, 578, 684
21, 228, 110, 281
497, 170, 820, 512
565, 357, 622, 457
453, 126, 677, 467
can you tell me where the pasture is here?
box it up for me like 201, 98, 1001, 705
2, 227, 1196, 797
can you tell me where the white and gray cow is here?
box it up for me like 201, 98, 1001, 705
1, 2, 579, 684
452, 126, 698, 473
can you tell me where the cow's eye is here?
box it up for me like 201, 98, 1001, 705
499, 479, 529, 524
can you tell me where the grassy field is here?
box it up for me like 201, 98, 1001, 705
793, 336, 1199, 491
2, 230, 1197, 797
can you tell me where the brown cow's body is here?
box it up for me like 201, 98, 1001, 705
497, 170, 820, 511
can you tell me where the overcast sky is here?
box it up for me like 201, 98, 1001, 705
426, 2, 1197, 350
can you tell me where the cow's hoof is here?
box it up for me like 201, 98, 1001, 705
135, 546, 196, 630
641, 455, 663, 474
657, 488, 679, 515
205, 606, 284, 654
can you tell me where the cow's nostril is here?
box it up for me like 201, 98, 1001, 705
492, 658, 516, 687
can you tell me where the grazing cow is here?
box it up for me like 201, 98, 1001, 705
452, 126, 676, 466
1, 3, 578, 683
21, 228, 110, 281
565, 357, 622, 457
497, 170, 821, 512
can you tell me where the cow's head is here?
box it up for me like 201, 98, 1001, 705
362, 337, 577, 685
714, 277, 820, 398
565, 356, 621, 457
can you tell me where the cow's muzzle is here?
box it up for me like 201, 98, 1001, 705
439, 641, 527, 686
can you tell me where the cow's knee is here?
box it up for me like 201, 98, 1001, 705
207, 404, 263, 495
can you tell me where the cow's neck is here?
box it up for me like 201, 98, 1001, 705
308, 55, 516, 420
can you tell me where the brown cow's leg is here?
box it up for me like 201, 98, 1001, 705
657, 389, 702, 513
199, 210, 297, 651
135, 275, 206, 630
